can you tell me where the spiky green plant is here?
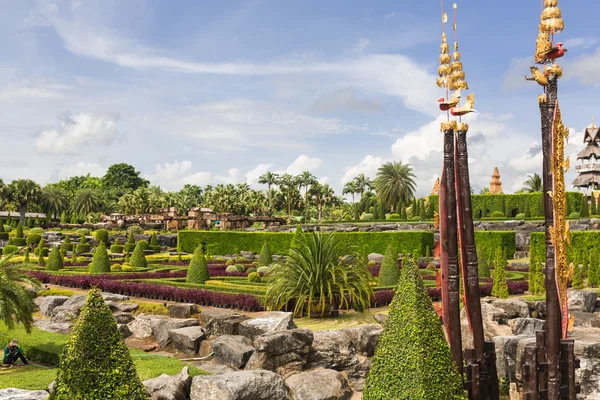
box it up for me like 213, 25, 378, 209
0, 256, 40, 332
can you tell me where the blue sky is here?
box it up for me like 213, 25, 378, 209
1, 0, 599, 196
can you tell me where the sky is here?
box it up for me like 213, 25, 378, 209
1, 0, 600, 197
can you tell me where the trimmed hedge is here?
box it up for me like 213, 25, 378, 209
130, 242, 148, 269
2, 245, 18, 255
186, 246, 210, 284
531, 231, 600, 268
178, 231, 434, 256
474, 231, 516, 260
89, 242, 111, 274
46, 246, 64, 271
26, 233, 42, 246
149, 233, 161, 253
11, 238, 26, 246
258, 241, 272, 266
95, 229, 109, 245
61, 236, 74, 252
75, 244, 91, 254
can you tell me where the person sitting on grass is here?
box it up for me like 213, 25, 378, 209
3, 339, 28, 368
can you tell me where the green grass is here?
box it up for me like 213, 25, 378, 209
295, 309, 386, 331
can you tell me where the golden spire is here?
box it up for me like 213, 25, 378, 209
540, 0, 564, 35
436, 6, 452, 89
449, 3, 468, 91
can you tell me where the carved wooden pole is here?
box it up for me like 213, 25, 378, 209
440, 121, 463, 374
541, 76, 561, 400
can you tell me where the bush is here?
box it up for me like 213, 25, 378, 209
0, 230, 7, 241
361, 213, 374, 221
491, 249, 509, 299
95, 229, 109, 245
186, 246, 210, 284
50, 289, 147, 400
149, 232, 161, 253
246, 267, 257, 274
225, 265, 239, 273
61, 236, 74, 252
251, 261, 259, 267
110, 244, 125, 253
363, 258, 465, 399
127, 225, 145, 235
34, 244, 49, 257
76, 228, 90, 236
111, 264, 122, 272
129, 242, 148, 269
378, 245, 400, 287
257, 266, 270, 275
569, 212, 581, 219
76, 244, 91, 254
234, 264, 245, 272
3, 224, 11, 233
2, 245, 18, 255
46, 246, 64, 271
26, 233, 42, 246
16, 222, 24, 238
226, 259, 235, 266
490, 211, 505, 218
248, 272, 261, 283
30, 227, 44, 234
124, 232, 136, 253
258, 241, 272, 266
136, 240, 149, 251
387, 213, 401, 220
122, 265, 133, 271
88, 242, 111, 274
572, 266, 584, 289
515, 213, 526, 219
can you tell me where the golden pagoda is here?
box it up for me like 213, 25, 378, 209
489, 167, 503, 194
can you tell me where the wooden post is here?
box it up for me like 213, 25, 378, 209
522, 345, 539, 400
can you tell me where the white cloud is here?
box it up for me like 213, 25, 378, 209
385, 12, 400, 19
216, 168, 244, 184
502, 57, 532, 91
341, 155, 383, 184
35, 112, 120, 154
312, 87, 382, 114
285, 155, 323, 175
563, 37, 599, 50
318, 176, 330, 185
569, 48, 600, 85
145, 160, 212, 190
49, 161, 106, 182
350, 38, 370, 54
0, 81, 70, 102
245, 164, 274, 186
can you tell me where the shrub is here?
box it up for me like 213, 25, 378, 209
361, 213, 374, 221
124, 232, 136, 253
257, 266, 270, 275
111, 264, 122, 272
248, 272, 261, 283
26, 233, 42, 247
16, 222, 24, 238
24, 247, 30, 262
129, 242, 148, 269
127, 225, 144, 235
149, 232, 161, 253
137, 240, 149, 251
46, 246, 64, 271
363, 258, 465, 399
50, 289, 147, 400
580, 198, 590, 218
515, 213, 526, 219
61, 236, 74, 251
122, 265, 133, 271
69, 213, 78, 224
186, 246, 210, 284
89, 242, 111, 274
490, 211, 505, 218
3, 224, 11, 233
528, 257, 545, 295
234, 264, 245, 272
251, 261, 259, 267
387, 213, 401, 220
491, 249, 509, 299
34, 239, 49, 257
0, 223, 7, 240
572, 265, 584, 289
95, 229, 109, 245
2, 245, 18, 255
378, 245, 400, 287
30, 227, 44, 234
226, 259, 235, 266
246, 267, 257, 274
110, 244, 125, 253
76, 244, 91, 254
258, 241, 272, 266
290, 225, 303, 251
76, 228, 90, 236
11, 237, 26, 246
569, 212, 581, 219
225, 265, 239, 273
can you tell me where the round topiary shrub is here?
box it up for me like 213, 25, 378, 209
111, 264, 122, 272
2, 245, 18, 255
136, 240, 149, 251
186, 246, 209, 284
426, 263, 438, 271
226, 259, 235, 266
367, 260, 377, 267
126, 225, 144, 235
387, 213, 401, 221
360, 213, 374, 221
569, 212, 581, 219
61, 236, 74, 252
251, 261, 259, 267
490, 211, 505, 218
122, 265, 133, 271
76, 228, 91, 236
515, 213, 526, 219
110, 243, 125, 253
225, 265, 239, 273
46, 246, 64, 271
11, 237, 26, 246
94, 229, 109, 245
30, 227, 44, 234
26, 233, 43, 247
129, 242, 148, 269
246, 267, 257, 274
89, 242, 111, 274
248, 272, 261, 283
257, 266, 270, 275
234, 264, 245, 272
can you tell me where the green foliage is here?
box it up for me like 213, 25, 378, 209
69, 213, 78, 224
290, 225, 304, 251
24, 247, 30, 262
89, 242, 111, 274
60, 235, 73, 252
248, 272, 262, 283
258, 241, 273, 266
591, 195, 597, 215
46, 246, 64, 271
179, 230, 435, 258
2, 245, 18, 255
60, 211, 68, 224
419, 199, 426, 219
401, 206, 407, 220
124, 231, 136, 253
378, 245, 400, 287
515, 213, 526, 219
226, 265, 239, 272
474, 231, 516, 260
234, 264, 245, 272
481, 197, 488, 218
71, 248, 76, 264
75, 243, 91, 254
149, 232, 161, 252
26, 217, 33, 228
490, 211, 505, 218
0, 257, 40, 332
30, 227, 44, 234
528, 257, 545, 295
572, 265, 584, 289
246, 267, 257, 274
569, 212, 581, 219
129, 242, 148, 268
524, 200, 531, 218
16, 222, 24, 238
126, 225, 145, 235
464, 192, 582, 219
361, 213, 374, 221
226, 259, 234, 266
477, 249, 491, 278
588, 251, 600, 288
186, 246, 209, 284
110, 243, 125, 253
580, 198, 590, 218
491, 249, 509, 299
37, 239, 46, 265
426, 198, 435, 219
50, 289, 147, 400
136, 240, 149, 251
26, 233, 42, 246
363, 258, 465, 400
77, 228, 90, 236
500, 197, 506, 216
94, 229, 109, 245
387, 213, 401, 221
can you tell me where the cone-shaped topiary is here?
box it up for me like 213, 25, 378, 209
46, 246, 64, 271
69, 213, 78, 224
592, 195, 598, 216
363, 257, 465, 399
24, 247, 30, 263
60, 211, 67, 224
94, 229, 109, 246
124, 231, 136, 253
378, 245, 400, 287
61, 235, 73, 252
186, 246, 209, 284
580, 198, 590, 218
149, 232, 161, 253
258, 241, 273, 266
71, 248, 76, 264
50, 289, 147, 400
129, 242, 147, 269
290, 225, 303, 251
16, 222, 24, 238
491, 248, 509, 299
572, 265, 584, 289
37, 239, 46, 266
89, 242, 111, 274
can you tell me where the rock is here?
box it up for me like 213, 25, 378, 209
479, 301, 508, 323
484, 298, 529, 319
169, 326, 207, 354
37, 296, 69, 316
106, 301, 139, 313
212, 335, 255, 369
129, 314, 168, 339
461, 305, 512, 349
341, 324, 382, 357
62, 294, 87, 310
527, 301, 546, 319
285, 369, 353, 400
50, 306, 80, 323
245, 329, 313, 377
492, 335, 535, 381
200, 309, 250, 337
143, 366, 191, 400
568, 290, 598, 313
373, 314, 388, 327
341, 355, 371, 392
47, 381, 55, 395
571, 311, 600, 328
193, 361, 236, 375
155, 318, 200, 347
367, 253, 384, 262
238, 312, 295, 340
33, 320, 72, 334
571, 328, 600, 399
118, 324, 132, 339
114, 312, 135, 324
190, 370, 289, 400
307, 330, 357, 371
240, 251, 254, 259
168, 304, 198, 319
508, 318, 546, 335
0, 389, 49, 399
101, 292, 129, 301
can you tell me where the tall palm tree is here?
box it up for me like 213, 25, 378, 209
8, 179, 42, 225
373, 161, 416, 212
343, 180, 360, 203
71, 188, 103, 217
309, 182, 335, 221
42, 185, 69, 218
278, 174, 299, 222
353, 173, 373, 199
297, 171, 317, 222
522, 173, 543, 193
265, 232, 373, 318
258, 171, 280, 213
0, 256, 40, 332
0, 178, 8, 209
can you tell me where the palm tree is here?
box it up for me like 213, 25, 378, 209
522, 173, 543, 193
278, 174, 299, 221
265, 232, 373, 318
258, 171, 279, 213
42, 185, 69, 218
71, 188, 103, 217
309, 182, 335, 221
353, 173, 373, 199
297, 171, 317, 222
8, 179, 42, 225
0, 256, 40, 332
343, 181, 360, 203
0, 178, 8, 209
373, 161, 416, 212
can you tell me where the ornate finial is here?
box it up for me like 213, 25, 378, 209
592, 116, 596, 129
540, 0, 564, 35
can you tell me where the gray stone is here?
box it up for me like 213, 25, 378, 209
62, 294, 87, 309
50, 306, 80, 323
527, 301, 546, 319
245, 329, 313, 378
101, 292, 129, 301
508, 318, 546, 335
367, 253, 384, 262
461, 305, 512, 349
0, 389, 49, 400
285, 369, 353, 400
190, 370, 289, 400
143, 366, 191, 400
169, 326, 207, 354
341, 355, 371, 392
571, 311, 600, 328
155, 318, 200, 347
37, 296, 69, 316
129, 314, 168, 339
200, 309, 250, 337
113, 302, 139, 313
118, 324, 132, 339
373, 314, 388, 327
168, 304, 198, 319
492, 335, 536, 381
238, 312, 295, 340
114, 312, 135, 324
212, 335, 255, 369
568, 290, 598, 313
33, 320, 72, 334
484, 298, 529, 319
307, 330, 357, 371
341, 324, 382, 357
571, 328, 600, 399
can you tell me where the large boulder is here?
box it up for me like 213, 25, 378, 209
238, 312, 295, 340
571, 311, 600, 328
285, 369, 353, 400
341, 355, 371, 392
307, 330, 357, 371
568, 290, 599, 313
169, 326, 207, 355
143, 366, 191, 400
155, 318, 200, 347
340, 324, 382, 357
190, 370, 289, 400
460, 304, 512, 349
106, 301, 139, 313
527, 301, 546, 319
101, 292, 129, 301
33, 320, 72, 334
118, 324, 132, 339
168, 304, 198, 319
572, 328, 600, 399
113, 312, 135, 324
50, 306, 80, 324
508, 318, 546, 335
484, 298, 529, 319
0, 389, 49, 400
129, 314, 169, 339
245, 329, 313, 377
212, 335, 255, 369
61, 294, 87, 310
37, 296, 69, 316
200, 309, 250, 337
492, 335, 536, 382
